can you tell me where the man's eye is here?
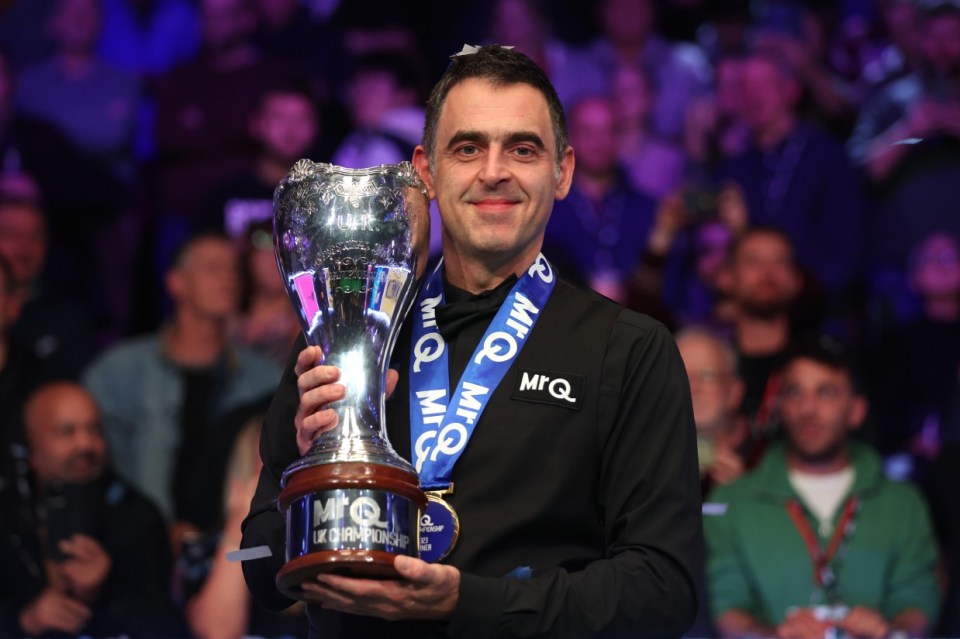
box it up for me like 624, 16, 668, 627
514, 146, 534, 157
458, 145, 479, 156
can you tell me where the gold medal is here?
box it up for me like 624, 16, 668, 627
419, 485, 460, 562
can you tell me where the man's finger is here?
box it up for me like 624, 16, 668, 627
294, 346, 324, 377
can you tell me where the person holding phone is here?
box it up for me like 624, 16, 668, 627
0, 382, 181, 638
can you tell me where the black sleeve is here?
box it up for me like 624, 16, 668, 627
91, 492, 185, 638
241, 337, 304, 611
447, 314, 704, 639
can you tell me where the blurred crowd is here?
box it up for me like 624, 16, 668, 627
0, 0, 959, 637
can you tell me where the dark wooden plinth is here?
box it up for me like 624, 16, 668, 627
276, 461, 427, 599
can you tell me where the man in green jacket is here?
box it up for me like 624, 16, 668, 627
705, 338, 940, 639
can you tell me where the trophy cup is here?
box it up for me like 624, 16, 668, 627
273, 160, 430, 598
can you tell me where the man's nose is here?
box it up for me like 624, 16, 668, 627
478, 149, 510, 185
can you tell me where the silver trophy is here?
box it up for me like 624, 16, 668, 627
272, 160, 430, 597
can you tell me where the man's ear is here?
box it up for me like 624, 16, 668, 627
847, 395, 868, 431
412, 146, 436, 199
165, 269, 184, 302
554, 146, 575, 201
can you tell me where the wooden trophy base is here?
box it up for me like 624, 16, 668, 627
276, 461, 427, 599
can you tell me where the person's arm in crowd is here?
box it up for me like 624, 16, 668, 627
857, 98, 960, 183
245, 319, 703, 637
705, 483, 775, 639
186, 473, 257, 639
88, 491, 184, 637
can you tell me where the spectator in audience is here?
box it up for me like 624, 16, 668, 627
82, 233, 281, 544
184, 419, 307, 639
752, 1, 857, 135
0, 252, 45, 482
197, 82, 322, 235
0, 197, 97, 380
676, 326, 756, 498
562, 0, 712, 142
14, 0, 140, 185
544, 95, 656, 302
331, 53, 425, 169
684, 52, 751, 179
705, 338, 940, 639
0, 382, 181, 637
723, 227, 807, 426
611, 62, 685, 199
849, 0, 960, 319
228, 218, 300, 369
715, 47, 866, 314
150, 0, 296, 220
867, 232, 960, 475
625, 184, 747, 332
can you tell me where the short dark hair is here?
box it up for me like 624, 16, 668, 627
421, 45, 568, 169
728, 226, 795, 263
782, 336, 864, 393
169, 230, 233, 271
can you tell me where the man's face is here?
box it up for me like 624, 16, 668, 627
729, 232, 800, 317
779, 358, 864, 463
28, 386, 107, 485
0, 204, 47, 287
922, 13, 960, 76
910, 233, 960, 298
413, 78, 574, 272
568, 98, 618, 177
740, 57, 797, 132
168, 238, 240, 320
678, 334, 743, 432
252, 93, 318, 164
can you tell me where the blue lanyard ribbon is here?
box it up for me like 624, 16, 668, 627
409, 254, 556, 490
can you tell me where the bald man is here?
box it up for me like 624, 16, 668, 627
0, 382, 182, 638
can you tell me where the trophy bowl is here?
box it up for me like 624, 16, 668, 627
273, 160, 430, 598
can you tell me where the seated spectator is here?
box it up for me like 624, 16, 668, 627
0, 196, 97, 380
560, 0, 712, 142
867, 232, 960, 476
0, 382, 181, 637
183, 419, 306, 639
626, 183, 748, 329
704, 339, 940, 639
611, 62, 685, 199
197, 81, 322, 235
715, 46, 866, 315
543, 95, 656, 303
228, 218, 299, 368
675, 326, 759, 499
82, 233, 281, 545
14, 0, 140, 184
849, 0, 960, 324
722, 228, 809, 426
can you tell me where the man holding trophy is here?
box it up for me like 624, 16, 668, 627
241, 45, 703, 638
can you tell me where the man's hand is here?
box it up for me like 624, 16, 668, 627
838, 606, 890, 638
708, 445, 745, 486
301, 555, 460, 621
294, 346, 398, 456
777, 607, 831, 639
59, 534, 111, 604
18, 587, 91, 636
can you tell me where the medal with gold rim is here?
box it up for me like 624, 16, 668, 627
419, 484, 460, 562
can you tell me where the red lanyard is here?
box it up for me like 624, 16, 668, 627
785, 496, 860, 591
